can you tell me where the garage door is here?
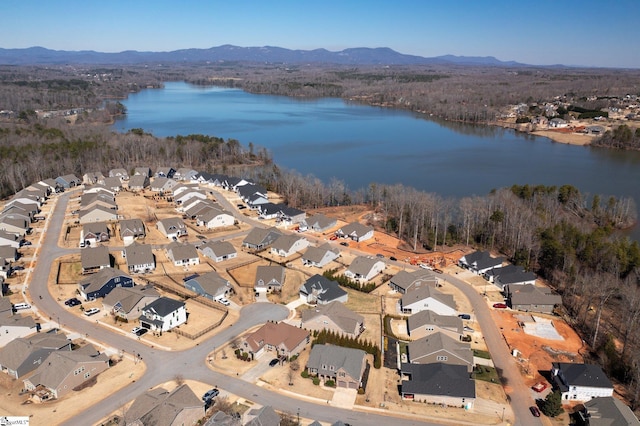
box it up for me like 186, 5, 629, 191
348, 382, 358, 389
338, 381, 347, 388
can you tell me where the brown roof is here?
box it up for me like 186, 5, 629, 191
244, 322, 309, 353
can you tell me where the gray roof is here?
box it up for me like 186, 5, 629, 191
390, 270, 438, 292
271, 234, 305, 253
142, 297, 185, 317
337, 222, 373, 238
407, 332, 473, 366
306, 344, 366, 383
185, 271, 230, 296
0, 333, 70, 371
199, 241, 236, 258
347, 256, 383, 276
407, 310, 463, 335
305, 213, 336, 230
125, 243, 154, 267
82, 221, 109, 237
119, 218, 145, 237
79, 267, 132, 294
199, 206, 231, 222
400, 362, 475, 398
245, 405, 281, 426
242, 227, 282, 247
79, 205, 117, 221
508, 284, 562, 307
553, 362, 614, 389
301, 301, 364, 334
302, 243, 339, 264
0, 245, 17, 261
157, 217, 186, 232
300, 275, 347, 304
255, 265, 285, 287
103, 285, 159, 313
0, 314, 37, 330
25, 345, 109, 391
583, 397, 640, 426
127, 384, 202, 426
81, 245, 110, 270
167, 242, 198, 261
128, 174, 149, 188
401, 286, 456, 310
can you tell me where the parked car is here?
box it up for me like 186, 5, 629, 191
196, 235, 206, 240
339, 241, 349, 247
216, 297, 231, 306
13, 303, 31, 311
135, 328, 148, 337
202, 388, 219, 402
458, 314, 471, 320
84, 308, 100, 316
65, 298, 82, 307
493, 303, 508, 309
532, 382, 548, 393
376, 253, 385, 258
329, 235, 338, 241
20, 240, 32, 246
269, 358, 280, 367
419, 264, 434, 270
529, 406, 541, 417
433, 268, 444, 274
389, 256, 397, 261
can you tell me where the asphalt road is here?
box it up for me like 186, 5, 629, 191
28, 190, 452, 426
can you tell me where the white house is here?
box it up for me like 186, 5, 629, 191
301, 243, 340, 268
198, 241, 237, 262
197, 207, 235, 229
399, 286, 457, 316
335, 222, 374, 242
139, 297, 187, 332
156, 218, 188, 240
166, 242, 200, 267
270, 234, 309, 257
551, 363, 614, 402
344, 256, 385, 282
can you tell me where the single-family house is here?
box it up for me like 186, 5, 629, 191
0, 206, 32, 224
506, 284, 562, 313
254, 265, 285, 294
223, 176, 252, 192
576, 397, 640, 426
174, 168, 199, 181
306, 344, 367, 389
128, 174, 150, 191
0, 315, 38, 347
344, 256, 385, 282
79, 205, 118, 224
278, 205, 306, 225
139, 297, 187, 332
458, 251, 505, 275
80, 222, 110, 247
119, 218, 146, 245
301, 243, 340, 268
244, 406, 280, 426
4, 201, 38, 219
81, 190, 116, 209
124, 243, 156, 273
23, 345, 110, 401
0, 334, 72, 379
102, 176, 123, 192
157, 217, 188, 240
238, 184, 268, 202
304, 214, 337, 232
242, 227, 282, 250
197, 207, 235, 229
166, 242, 199, 267
55, 174, 81, 188
102, 285, 160, 322
257, 202, 282, 220
551, 362, 614, 402
407, 310, 463, 341
174, 189, 207, 206
400, 363, 475, 409
155, 167, 176, 178
134, 167, 152, 177
301, 301, 364, 337
150, 177, 177, 193
0, 245, 18, 262
407, 332, 474, 372
389, 270, 440, 294
183, 271, 232, 302
400, 286, 457, 316
299, 275, 348, 305
126, 384, 203, 426
549, 117, 568, 128
246, 192, 270, 210
183, 198, 217, 217
270, 234, 309, 257
82, 172, 105, 186
335, 222, 374, 242
0, 216, 29, 237
241, 321, 309, 359
0, 230, 20, 249
109, 168, 129, 181
78, 267, 134, 300
198, 241, 237, 262
81, 245, 111, 273
484, 264, 537, 290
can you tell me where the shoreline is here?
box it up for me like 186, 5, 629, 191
488, 120, 594, 146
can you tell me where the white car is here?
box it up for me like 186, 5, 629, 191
216, 297, 231, 306
419, 264, 434, 270
84, 308, 100, 316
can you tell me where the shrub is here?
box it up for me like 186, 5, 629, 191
325, 379, 335, 387
301, 370, 309, 379
312, 377, 320, 386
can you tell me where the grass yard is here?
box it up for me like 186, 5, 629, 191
473, 365, 500, 383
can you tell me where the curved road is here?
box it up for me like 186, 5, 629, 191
27, 190, 453, 426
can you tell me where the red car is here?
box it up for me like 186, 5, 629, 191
529, 406, 541, 417
493, 302, 508, 309
532, 382, 548, 393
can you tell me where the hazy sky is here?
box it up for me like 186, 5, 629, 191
2, 0, 638, 68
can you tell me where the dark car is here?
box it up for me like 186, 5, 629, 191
135, 328, 148, 337
202, 388, 219, 402
493, 302, 508, 309
20, 240, 32, 246
65, 298, 81, 307
458, 313, 471, 320
529, 406, 541, 417
376, 253, 384, 258
433, 268, 444, 274
339, 241, 349, 247
389, 256, 397, 261
269, 358, 280, 367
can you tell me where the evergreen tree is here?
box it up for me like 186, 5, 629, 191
541, 391, 563, 417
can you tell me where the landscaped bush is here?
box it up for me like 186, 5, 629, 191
312, 377, 320, 385
325, 379, 335, 387
301, 371, 309, 378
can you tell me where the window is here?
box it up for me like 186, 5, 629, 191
436, 356, 448, 361
329, 366, 335, 371
84, 372, 90, 379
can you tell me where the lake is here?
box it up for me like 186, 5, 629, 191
113, 81, 640, 239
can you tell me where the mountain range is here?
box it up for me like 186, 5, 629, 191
0, 45, 527, 67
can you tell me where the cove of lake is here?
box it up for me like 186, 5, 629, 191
113, 81, 640, 240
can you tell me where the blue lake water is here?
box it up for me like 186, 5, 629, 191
113, 82, 640, 239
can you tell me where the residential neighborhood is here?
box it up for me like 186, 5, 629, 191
0, 167, 633, 426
